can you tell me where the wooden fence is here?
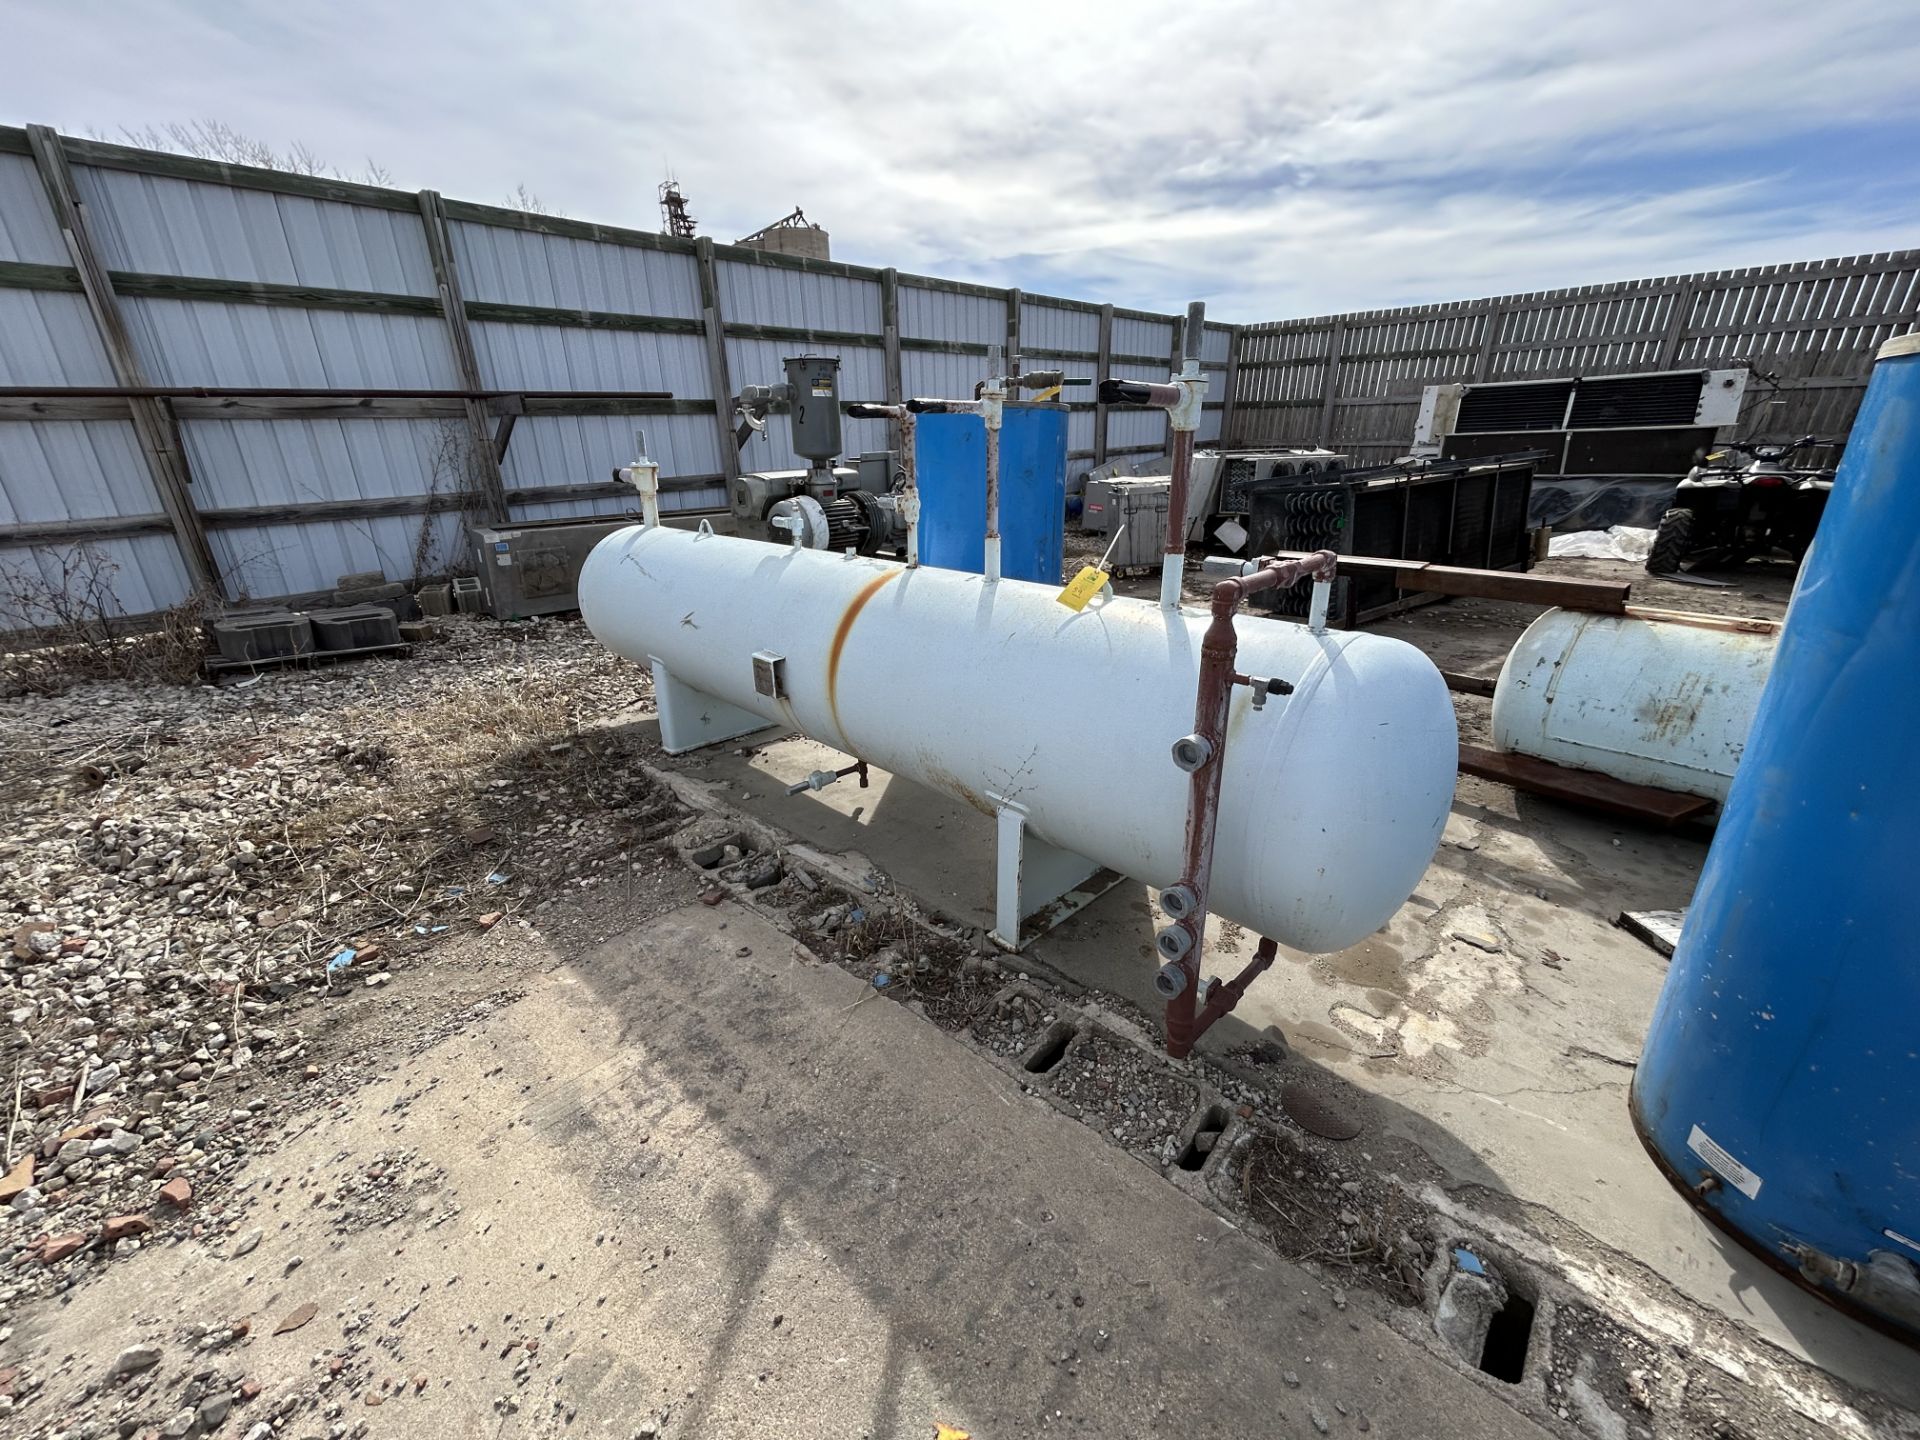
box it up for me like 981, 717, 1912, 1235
1227, 252, 1920, 464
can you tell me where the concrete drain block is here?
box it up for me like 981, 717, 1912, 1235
1436, 1246, 1535, 1384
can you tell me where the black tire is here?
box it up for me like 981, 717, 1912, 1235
1647, 507, 1694, 575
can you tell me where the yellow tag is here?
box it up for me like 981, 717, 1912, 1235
1056, 565, 1109, 611
1030, 384, 1063, 403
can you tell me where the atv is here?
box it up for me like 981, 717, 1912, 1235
1646, 435, 1837, 575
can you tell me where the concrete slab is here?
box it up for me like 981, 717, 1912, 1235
663, 729, 1920, 1416
19, 900, 1550, 1439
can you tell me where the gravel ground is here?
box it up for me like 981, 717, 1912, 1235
0, 617, 693, 1327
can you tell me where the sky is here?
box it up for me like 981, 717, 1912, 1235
6, 0, 1917, 323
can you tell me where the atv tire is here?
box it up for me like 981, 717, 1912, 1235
1647, 507, 1694, 575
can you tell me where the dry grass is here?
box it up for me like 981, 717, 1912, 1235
255, 669, 675, 967
1240, 1133, 1433, 1305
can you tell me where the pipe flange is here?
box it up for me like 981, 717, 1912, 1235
1160, 883, 1199, 920
1170, 734, 1214, 772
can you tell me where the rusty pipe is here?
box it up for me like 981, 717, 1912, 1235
1163, 549, 1338, 1059
1163, 427, 1197, 607
1188, 937, 1279, 1041
847, 403, 920, 566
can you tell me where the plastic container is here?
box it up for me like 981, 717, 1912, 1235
1630, 334, 1920, 1339
914, 401, 1067, 583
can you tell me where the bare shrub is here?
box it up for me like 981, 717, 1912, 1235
112, 120, 391, 186
0, 543, 211, 696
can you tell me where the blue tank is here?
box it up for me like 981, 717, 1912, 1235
914, 401, 1067, 583
1631, 334, 1920, 1339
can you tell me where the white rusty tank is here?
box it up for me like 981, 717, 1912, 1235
1491, 608, 1779, 803
578, 525, 1458, 953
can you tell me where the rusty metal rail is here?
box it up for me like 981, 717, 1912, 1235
1263, 551, 1630, 613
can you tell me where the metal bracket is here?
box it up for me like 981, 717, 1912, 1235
989, 800, 1119, 951
649, 656, 774, 755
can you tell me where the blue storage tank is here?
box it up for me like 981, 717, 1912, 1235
914, 401, 1067, 583
1632, 334, 1920, 1339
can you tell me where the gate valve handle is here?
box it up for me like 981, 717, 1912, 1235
786, 769, 842, 795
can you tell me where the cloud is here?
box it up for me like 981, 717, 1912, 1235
6, 0, 1916, 321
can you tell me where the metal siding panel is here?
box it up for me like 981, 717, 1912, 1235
214, 512, 465, 598
899, 285, 1002, 344
716, 261, 881, 333
500, 414, 720, 509
0, 154, 66, 263
1108, 410, 1169, 451
178, 417, 456, 510
0, 290, 116, 383
121, 298, 461, 387
1200, 326, 1232, 364
902, 349, 988, 401
1113, 315, 1173, 358
72, 165, 436, 292
1067, 408, 1095, 455
449, 223, 701, 318
0, 534, 192, 625
469, 321, 711, 396
1021, 303, 1098, 355
0, 420, 161, 523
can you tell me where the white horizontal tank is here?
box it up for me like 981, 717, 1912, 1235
578, 525, 1458, 954
1491, 608, 1778, 802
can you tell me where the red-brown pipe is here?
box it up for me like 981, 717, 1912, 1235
1163, 550, 1337, 1059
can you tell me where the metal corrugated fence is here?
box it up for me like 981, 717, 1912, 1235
0, 124, 1231, 623
1232, 253, 1920, 465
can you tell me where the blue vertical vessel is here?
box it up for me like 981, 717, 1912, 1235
1632, 334, 1920, 1339
914, 401, 1067, 583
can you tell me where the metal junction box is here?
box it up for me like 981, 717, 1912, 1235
467, 517, 638, 619
1104, 478, 1172, 571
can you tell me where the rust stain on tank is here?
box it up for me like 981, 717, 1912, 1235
919, 756, 994, 817
826, 569, 903, 741
1634, 671, 1706, 741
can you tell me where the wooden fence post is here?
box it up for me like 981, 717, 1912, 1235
1093, 303, 1114, 464
695, 238, 740, 487
1657, 281, 1701, 369
25, 124, 219, 594
1218, 324, 1243, 447
416, 190, 509, 521
1318, 320, 1347, 447
881, 267, 903, 454
1473, 305, 1507, 382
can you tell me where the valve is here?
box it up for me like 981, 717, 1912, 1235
1245, 676, 1296, 712
1170, 734, 1214, 772
786, 769, 843, 795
